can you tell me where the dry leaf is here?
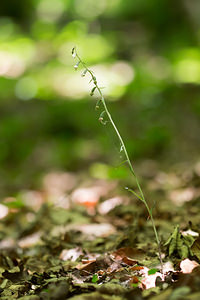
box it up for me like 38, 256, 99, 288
180, 259, 199, 274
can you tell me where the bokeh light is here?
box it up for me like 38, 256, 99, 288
0, 0, 200, 196
15, 76, 38, 100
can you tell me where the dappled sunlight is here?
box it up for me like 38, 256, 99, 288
175, 58, 200, 83
87, 62, 135, 98
145, 56, 171, 81
52, 69, 90, 99
0, 203, 9, 219
71, 179, 117, 214
51, 61, 134, 100
20, 190, 45, 211
15, 76, 38, 100
18, 232, 42, 248
36, 0, 65, 22
98, 196, 126, 215
0, 238, 15, 250
71, 186, 101, 210
43, 171, 77, 196
60, 247, 84, 262
74, 0, 107, 19
168, 187, 196, 205
57, 32, 114, 64
0, 51, 25, 78
71, 223, 116, 239
154, 172, 182, 189
173, 48, 200, 84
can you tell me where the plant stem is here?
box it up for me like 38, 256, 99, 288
73, 48, 163, 274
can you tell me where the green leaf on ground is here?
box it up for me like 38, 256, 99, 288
91, 274, 98, 283
165, 225, 195, 258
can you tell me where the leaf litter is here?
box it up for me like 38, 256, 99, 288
0, 161, 200, 299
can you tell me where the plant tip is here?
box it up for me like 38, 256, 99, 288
72, 47, 76, 58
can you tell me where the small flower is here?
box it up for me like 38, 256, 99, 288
95, 99, 101, 110
74, 61, 80, 70
90, 86, 96, 96
93, 76, 97, 84
81, 69, 87, 77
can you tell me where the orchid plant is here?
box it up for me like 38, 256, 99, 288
72, 47, 163, 274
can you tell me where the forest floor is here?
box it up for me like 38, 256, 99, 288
0, 159, 200, 300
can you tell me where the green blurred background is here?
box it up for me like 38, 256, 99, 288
1, 0, 200, 196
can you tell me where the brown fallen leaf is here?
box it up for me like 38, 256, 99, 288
130, 265, 144, 271
112, 247, 145, 262
122, 256, 137, 266
76, 260, 97, 274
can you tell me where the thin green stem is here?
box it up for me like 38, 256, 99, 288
73, 48, 163, 274
128, 187, 163, 274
